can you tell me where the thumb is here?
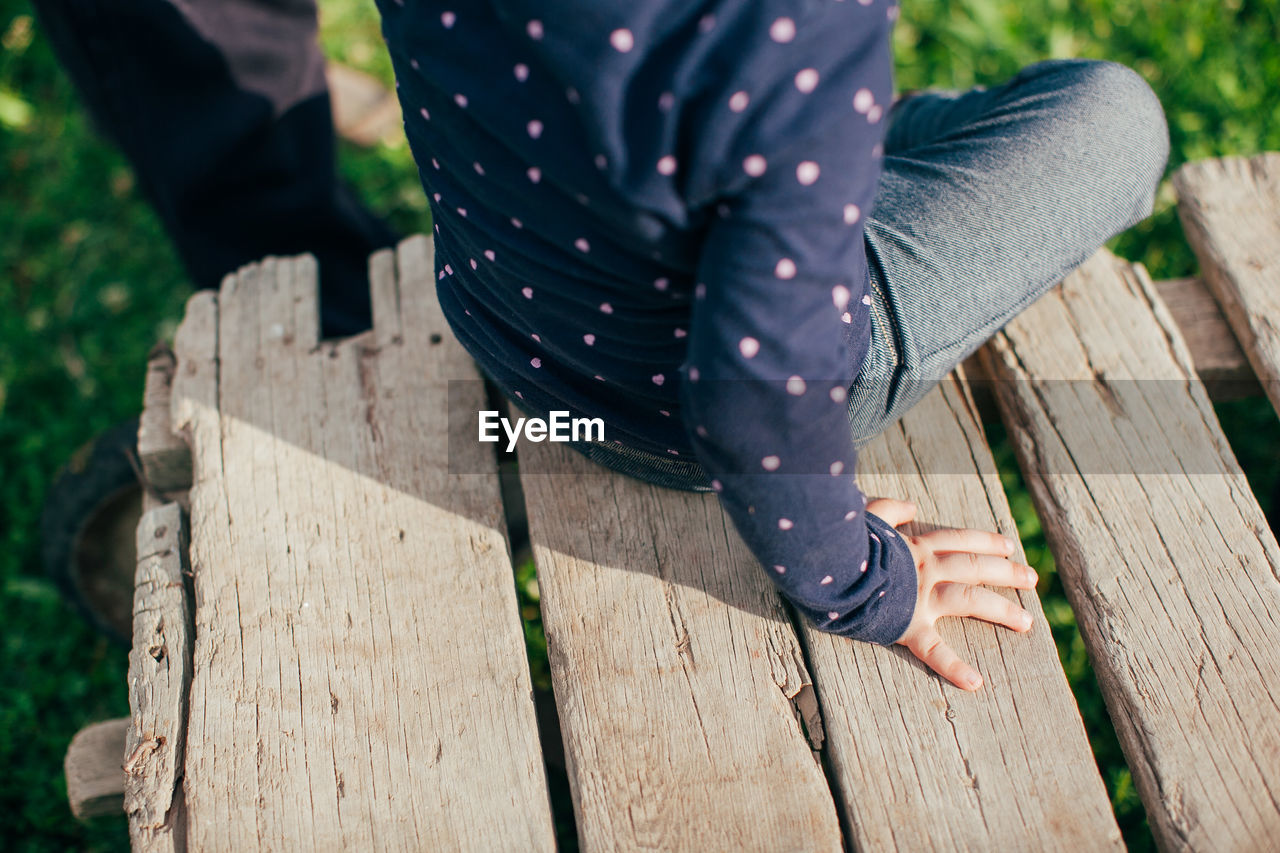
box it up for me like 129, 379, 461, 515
865, 497, 916, 528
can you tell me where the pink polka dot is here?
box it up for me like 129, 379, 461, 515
527, 120, 543, 138
729, 91, 750, 112
828, 611, 840, 620
511, 217, 524, 229
530, 357, 542, 368
674, 328, 687, 338
698, 14, 716, 32
526, 19, 544, 39
872, 143, 884, 158
695, 283, 707, 299
711, 479, 723, 492
595, 154, 608, 169
660, 410, 670, 417
652, 374, 665, 386
762, 455, 781, 471
842, 312, 852, 324
583, 334, 595, 345
844, 510, 858, 521
526, 166, 541, 183
432, 193, 441, 202
574, 238, 590, 252
689, 367, 700, 382
862, 294, 872, 306
667, 449, 679, 455
654, 277, 669, 291
432, 158, 440, 169
454, 93, 468, 108
594, 375, 605, 381
860, 560, 868, 573
844, 203, 861, 224
853, 88, 874, 113
473, 162, 485, 175
773, 565, 786, 574
657, 155, 678, 175
879, 590, 886, 598
514, 63, 529, 82
797, 161, 821, 185
833, 285, 851, 310
441, 11, 456, 28
484, 249, 496, 261
867, 104, 883, 123
830, 461, 844, 476
743, 154, 767, 177
610, 28, 634, 52
469, 258, 478, 269
831, 386, 847, 403
456, 207, 467, 217
410, 59, 419, 70
695, 425, 708, 436
444, 264, 453, 275
658, 91, 675, 111
566, 87, 580, 104
599, 302, 613, 314
889, 5, 900, 21
576, 193, 590, 206
778, 518, 794, 530
438, 270, 445, 280
420, 107, 431, 121
531, 333, 540, 342
820, 575, 834, 585
769, 17, 796, 42
794, 68, 819, 93
521, 287, 533, 299
738, 337, 760, 358
515, 391, 524, 399
786, 376, 806, 395
775, 258, 797, 279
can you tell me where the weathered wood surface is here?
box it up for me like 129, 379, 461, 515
515, 368, 1120, 851
515, 418, 845, 851
1151, 277, 1258, 398
139, 345, 192, 495
169, 237, 556, 850
981, 249, 1280, 851
801, 368, 1123, 851
125, 502, 192, 853
64, 718, 129, 820
1174, 153, 1280, 416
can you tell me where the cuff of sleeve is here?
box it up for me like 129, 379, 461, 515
857, 513, 919, 645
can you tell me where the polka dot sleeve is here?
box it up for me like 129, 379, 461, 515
678, 3, 917, 645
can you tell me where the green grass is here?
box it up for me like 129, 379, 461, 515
2, 0, 1276, 849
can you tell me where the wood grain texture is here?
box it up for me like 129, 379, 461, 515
1150, 278, 1255, 395
125, 502, 192, 852
169, 237, 556, 851
981, 249, 1280, 851
516, 427, 844, 852
139, 345, 193, 494
800, 368, 1123, 851
1174, 153, 1280, 416
65, 718, 129, 820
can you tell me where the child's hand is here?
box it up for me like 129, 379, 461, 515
865, 498, 1038, 691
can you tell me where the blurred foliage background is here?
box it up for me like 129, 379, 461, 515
1, 0, 1276, 849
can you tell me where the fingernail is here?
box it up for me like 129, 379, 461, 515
1020, 611, 1033, 630
1004, 536, 1016, 552
1025, 567, 1038, 585
965, 671, 982, 689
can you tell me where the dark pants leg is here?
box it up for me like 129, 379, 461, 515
31, 0, 397, 337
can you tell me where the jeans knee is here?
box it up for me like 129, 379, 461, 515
1072, 60, 1170, 198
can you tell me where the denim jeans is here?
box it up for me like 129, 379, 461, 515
574, 57, 1170, 491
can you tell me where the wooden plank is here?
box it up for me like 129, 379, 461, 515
125, 502, 192, 852
1174, 153, 1280, 416
65, 718, 129, 820
515, 369, 1121, 850
170, 238, 556, 850
980, 249, 1280, 851
515, 423, 845, 851
139, 344, 192, 494
800, 367, 1123, 851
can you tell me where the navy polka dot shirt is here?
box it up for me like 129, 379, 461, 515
377, 0, 917, 646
